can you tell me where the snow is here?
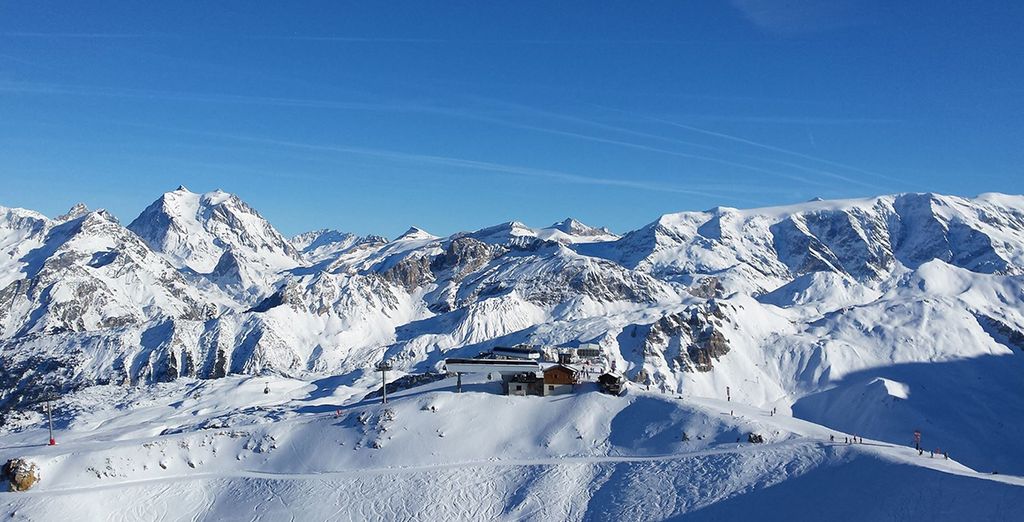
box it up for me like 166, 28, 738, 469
0, 205, 49, 289
0, 375, 1020, 520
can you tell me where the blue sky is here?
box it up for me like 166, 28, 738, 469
1, 1, 1022, 237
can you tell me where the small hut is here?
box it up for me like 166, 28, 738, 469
598, 373, 624, 395
542, 364, 580, 396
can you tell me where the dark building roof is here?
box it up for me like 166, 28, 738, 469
493, 346, 539, 354
544, 364, 580, 376
509, 372, 541, 383
445, 358, 539, 367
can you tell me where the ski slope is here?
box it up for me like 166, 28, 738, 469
1, 374, 1020, 521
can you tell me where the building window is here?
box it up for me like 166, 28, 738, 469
515, 385, 522, 391
548, 385, 554, 391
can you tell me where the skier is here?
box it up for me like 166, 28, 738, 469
829, 434, 834, 442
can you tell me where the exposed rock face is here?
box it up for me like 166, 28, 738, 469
381, 255, 435, 293
687, 276, 724, 299
431, 237, 504, 282
3, 458, 39, 491
642, 302, 731, 373
975, 313, 1024, 352
748, 433, 765, 444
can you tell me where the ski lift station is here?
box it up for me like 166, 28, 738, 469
443, 358, 585, 396
490, 346, 542, 360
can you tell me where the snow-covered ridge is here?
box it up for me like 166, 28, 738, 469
588, 192, 1024, 292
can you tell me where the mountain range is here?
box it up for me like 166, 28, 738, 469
1, 187, 1023, 475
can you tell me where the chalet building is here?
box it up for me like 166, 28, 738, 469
598, 373, 624, 395
542, 364, 580, 396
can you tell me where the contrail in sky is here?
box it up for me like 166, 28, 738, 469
631, 111, 898, 186
0, 32, 150, 38
116, 122, 767, 203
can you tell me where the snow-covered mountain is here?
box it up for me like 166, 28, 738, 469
587, 193, 1024, 293
128, 186, 304, 301
0, 204, 212, 339
2, 189, 1024, 477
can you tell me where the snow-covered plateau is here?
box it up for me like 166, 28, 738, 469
1, 188, 1023, 520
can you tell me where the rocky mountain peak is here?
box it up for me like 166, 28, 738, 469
396, 226, 435, 241
56, 203, 90, 222
127, 188, 304, 302
550, 217, 614, 237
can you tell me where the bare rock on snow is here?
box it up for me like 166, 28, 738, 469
642, 303, 732, 373
3, 458, 39, 491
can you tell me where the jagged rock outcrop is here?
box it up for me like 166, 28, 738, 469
3, 458, 39, 491
687, 276, 724, 299
381, 255, 435, 293
642, 302, 731, 373
975, 313, 1024, 352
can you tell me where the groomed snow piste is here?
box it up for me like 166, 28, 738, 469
0, 374, 1020, 520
